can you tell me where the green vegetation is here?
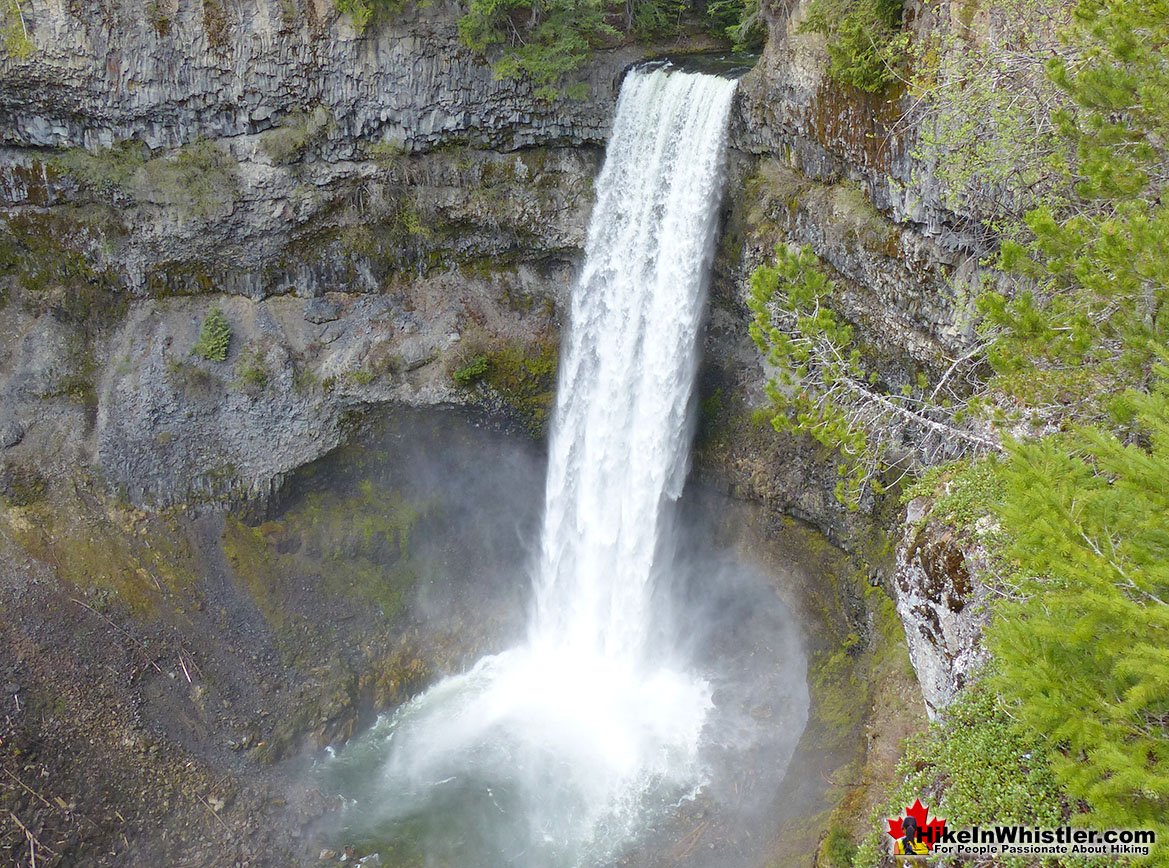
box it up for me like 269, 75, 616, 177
978, 0, 1169, 430
334, 0, 762, 95
824, 824, 858, 868
706, 0, 765, 50
0, 465, 47, 507
974, 15, 1169, 836
1, 492, 198, 615
0, 212, 127, 410
334, 0, 764, 70
166, 357, 220, 397
855, 680, 1085, 868
202, 0, 229, 47
335, 0, 404, 32
233, 344, 270, 391
1, 0, 33, 58
753, 0, 1169, 850
0, 211, 121, 298
53, 139, 238, 218
259, 107, 334, 164
484, 342, 558, 436
458, 0, 616, 98
146, 0, 174, 35
452, 353, 490, 385
992, 390, 1169, 833
193, 307, 232, 361
901, 455, 1005, 531
908, 0, 1073, 227
456, 0, 760, 97
345, 368, 376, 386
223, 479, 427, 629
451, 341, 558, 436
747, 243, 992, 507
799, 0, 909, 92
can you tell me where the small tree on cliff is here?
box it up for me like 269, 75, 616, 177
747, 243, 997, 507
193, 307, 232, 362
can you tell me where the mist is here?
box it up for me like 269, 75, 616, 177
298, 66, 811, 868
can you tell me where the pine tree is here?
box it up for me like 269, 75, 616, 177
992, 382, 1169, 836
193, 307, 232, 362
980, 0, 1169, 429
981, 0, 1169, 842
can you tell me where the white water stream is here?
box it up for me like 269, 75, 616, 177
326, 67, 740, 867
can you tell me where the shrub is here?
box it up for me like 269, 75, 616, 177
800, 0, 909, 93
193, 307, 231, 361
452, 354, 489, 386
1, 0, 34, 59
824, 825, 858, 868
335, 0, 404, 33
234, 346, 270, 392
259, 107, 333, 164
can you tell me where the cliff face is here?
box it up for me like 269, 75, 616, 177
0, 0, 621, 305
2, 0, 992, 705
0, 6, 1018, 868
1, 0, 991, 817
0, 0, 629, 152
1, 0, 629, 505
893, 498, 991, 717
700, 0, 996, 707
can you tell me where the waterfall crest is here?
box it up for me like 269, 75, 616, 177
532, 69, 738, 662
325, 67, 739, 868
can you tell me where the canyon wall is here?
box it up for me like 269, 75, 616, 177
0, 2, 1001, 863
0, 0, 993, 712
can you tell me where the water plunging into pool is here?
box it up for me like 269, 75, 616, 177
324, 67, 760, 867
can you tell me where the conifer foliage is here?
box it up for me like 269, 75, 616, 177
752, 0, 1169, 844
193, 307, 232, 362
992, 384, 1169, 833
982, 0, 1169, 428
747, 243, 994, 507
960, 0, 1169, 841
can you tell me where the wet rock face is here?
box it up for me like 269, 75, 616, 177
0, 142, 587, 506
0, 0, 635, 153
705, 9, 1006, 736
1, 6, 603, 506
93, 265, 566, 505
729, 0, 988, 245
718, 0, 1014, 400
0, 143, 597, 299
0, 3, 606, 510
892, 498, 990, 718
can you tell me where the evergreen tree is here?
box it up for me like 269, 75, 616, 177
981, 0, 1169, 430
992, 382, 1169, 837
193, 307, 232, 362
747, 243, 994, 507
974, 0, 1169, 840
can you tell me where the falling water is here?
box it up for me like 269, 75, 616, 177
531, 68, 738, 660
324, 66, 740, 867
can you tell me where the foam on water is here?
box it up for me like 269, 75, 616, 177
325, 67, 739, 867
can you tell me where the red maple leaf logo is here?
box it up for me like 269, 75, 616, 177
886, 799, 947, 852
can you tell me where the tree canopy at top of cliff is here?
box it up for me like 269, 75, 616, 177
336, 0, 762, 98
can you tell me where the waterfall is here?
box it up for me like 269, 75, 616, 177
325, 66, 739, 867
531, 69, 739, 662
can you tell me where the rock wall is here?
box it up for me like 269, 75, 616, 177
701, 0, 1001, 706
0, 143, 592, 505
0, 0, 636, 152
0, 0, 997, 715
892, 498, 990, 718
1, 0, 619, 506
